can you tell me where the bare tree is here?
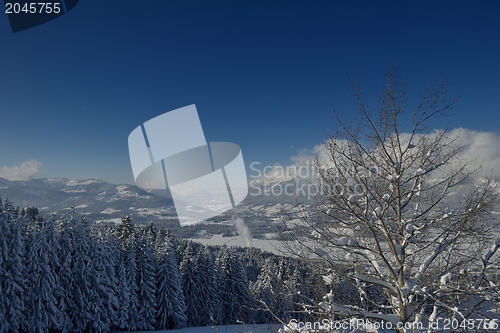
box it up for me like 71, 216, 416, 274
283, 68, 500, 332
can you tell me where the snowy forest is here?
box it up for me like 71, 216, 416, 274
2, 69, 500, 332
0, 198, 326, 333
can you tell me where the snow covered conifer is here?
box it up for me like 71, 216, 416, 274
125, 230, 141, 330
0, 204, 27, 333
251, 258, 279, 323
155, 230, 187, 329
56, 213, 76, 332
68, 212, 100, 331
217, 247, 250, 324
117, 213, 134, 244
134, 234, 157, 330
24, 222, 60, 332
115, 253, 130, 330
180, 242, 203, 327
194, 247, 221, 326
88, 223, 119, 332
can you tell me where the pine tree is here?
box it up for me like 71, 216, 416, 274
180, 243, 203, 327
114, 215, 134, 330
56, 214, 76, 332
125, 236, 141, 330
116, 213, 141, 330
275, 259, 292, 321
0, 213, 7, 333
288, 265, 313, 321
117, 213, 134, 244
43, 214, 64, 331
142, 222, 157, 244
10, 216, 27, 331
24, 224, 60, 332
155, 230, 187, 329
69, 213, 98, 331
211, 250, 226, 325
194, 248, 221, 326
115, 253, 130, 330
251, 257, 279, 323
88, 223, 119, 332
217, 247, 250, 324
135, 235, 157, 330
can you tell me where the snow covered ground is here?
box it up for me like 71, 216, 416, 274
124, 324, 282, 333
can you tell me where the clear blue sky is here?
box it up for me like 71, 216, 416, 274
0, 1, 499, 184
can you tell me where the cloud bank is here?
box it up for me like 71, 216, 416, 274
451, 128, 500, 178
284, 128, 500, 179
0, 160, 43, 181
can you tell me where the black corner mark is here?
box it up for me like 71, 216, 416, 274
4, 0, 79, 33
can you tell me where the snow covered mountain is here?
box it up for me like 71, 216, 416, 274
0, 176, 300, 238
0, 177, 178, 227
1, 173, 498, 239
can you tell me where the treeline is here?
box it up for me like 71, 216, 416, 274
0, 199, 323, 333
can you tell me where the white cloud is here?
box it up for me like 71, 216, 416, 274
449, 128, 500, 178
288, 128, 500, 179
290, 144, 331, 166
0, 160, 43, 181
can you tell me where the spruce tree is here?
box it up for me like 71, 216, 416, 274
115, 253, 130, 330
0, 203, 26, 333
217, 247, 250, 324
251, 257, 279, 323
135, 235, 157, 330
56, 214, 76, 332
89, 224, 119, 332
125, 236, 141, 330
155, 231, 187, 329
69, 213, 98, 331
24, 224, 59, 332
194, 248, 221, 326
180, 243, 203, 327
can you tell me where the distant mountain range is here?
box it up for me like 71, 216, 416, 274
0, 176, 176, 223
3, 174, 490, 239
0, 176, 306, 239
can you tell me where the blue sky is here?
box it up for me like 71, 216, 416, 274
0, 1, 499, 185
